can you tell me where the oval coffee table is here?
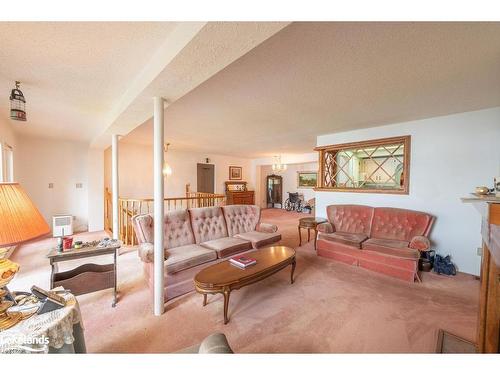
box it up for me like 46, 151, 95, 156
194, 246, 296, 324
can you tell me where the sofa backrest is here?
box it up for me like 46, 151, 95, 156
326, 205, 374, 236
370, 207, 434, 242
132, 209, 195, 249
189, 206, 228, 244
222, 205, 260, 236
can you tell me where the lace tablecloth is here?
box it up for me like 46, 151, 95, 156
0, 291, 83, 354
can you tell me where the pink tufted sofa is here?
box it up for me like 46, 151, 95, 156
132, 205, 281, 302
316, 205, 434, 282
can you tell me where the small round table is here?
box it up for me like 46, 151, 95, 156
298, 217, 327, 249
0, 291, 86, 353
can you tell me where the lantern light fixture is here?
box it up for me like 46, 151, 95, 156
9, 81, 27, 122
272, 155, 287, 173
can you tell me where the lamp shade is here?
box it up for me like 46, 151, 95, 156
0, 183, 50, 247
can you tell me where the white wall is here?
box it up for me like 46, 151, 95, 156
87, 148, 104, 232
0, 118, 16, 149
104, 142, 255, 199
316, 107, 500, 276
15, 136, 106, 233
259, 162, 318, 207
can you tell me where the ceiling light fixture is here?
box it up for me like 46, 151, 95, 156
9, 81, 27, 122
272, 155, 287, 173
162, 143, 173, 176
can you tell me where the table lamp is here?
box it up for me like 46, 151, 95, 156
0, 182, 50, 330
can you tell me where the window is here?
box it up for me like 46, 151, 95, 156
0, 143, 14, 182
314, 136, 410, 194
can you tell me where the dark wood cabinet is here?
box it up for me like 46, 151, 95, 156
266, 174, 283, 208
225, 181, 255, 205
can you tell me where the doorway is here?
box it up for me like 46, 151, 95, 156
197, 163, 215, 193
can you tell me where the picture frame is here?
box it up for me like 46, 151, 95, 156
229, 166, 242, 180
297, 171, 318, 188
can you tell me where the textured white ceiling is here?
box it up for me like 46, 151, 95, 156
122, 22, 500, 157
0, 22, 178, 141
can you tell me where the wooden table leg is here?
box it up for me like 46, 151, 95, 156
223, 287, 231, 324
203, 294, 207, 306
314, 229, 318, 251
298, 225, 302, 246
112, 249, 117, 307
291, 259, 296, 284
50, 261, 56, 290
307, 228, 310, 242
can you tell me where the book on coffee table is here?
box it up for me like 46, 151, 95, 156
229, 255, 257, 268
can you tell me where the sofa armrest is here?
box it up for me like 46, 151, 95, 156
138, 242, 154, 263
257, 223, 278, 233
317, 222, 333, 233
409, 235, 431, 251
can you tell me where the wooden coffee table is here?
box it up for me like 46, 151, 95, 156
194, 246, 296, 324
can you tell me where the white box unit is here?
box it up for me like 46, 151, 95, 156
52, 215, 73, 237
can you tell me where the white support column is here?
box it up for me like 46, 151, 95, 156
153, 97, 165, 316
111, 134, 119, 240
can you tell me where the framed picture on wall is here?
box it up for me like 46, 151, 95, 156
297, 171, 318, 188
229, 166, 242, 180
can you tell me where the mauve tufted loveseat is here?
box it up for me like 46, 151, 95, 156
316, 205, 434, 282
132, 205, 281, 302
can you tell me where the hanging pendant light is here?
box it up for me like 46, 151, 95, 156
10, 81, 27, 121
272, 155, 287, 173
162, 143, 173, 176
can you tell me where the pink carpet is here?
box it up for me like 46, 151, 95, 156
9, 209, 479, 353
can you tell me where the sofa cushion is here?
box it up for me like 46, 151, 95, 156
200, 237, 252, 258
327, 205, 374, 236
189, 206, 228, 244
361, 238, 419, 260
222, 205, 261, 236
165, 210, 196, 249
371, 207, 434, 242
317, 231, 368, 249
132, 210, 196, 249
165, 244, 217, 274
234, 231, 281, 248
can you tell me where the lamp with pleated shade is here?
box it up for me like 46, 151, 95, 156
0, 182, 49, 330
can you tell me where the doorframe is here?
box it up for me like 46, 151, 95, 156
196, 163, 216, 193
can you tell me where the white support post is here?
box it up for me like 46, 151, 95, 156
111, 134, 119, 240
153, 97, 165, 316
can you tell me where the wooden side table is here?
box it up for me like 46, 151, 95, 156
298, 217, 327, 249
46, 244, 120, 307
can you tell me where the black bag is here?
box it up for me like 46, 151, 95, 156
433, 254, 456, 276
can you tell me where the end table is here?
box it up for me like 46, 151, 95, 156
47, 243, 120, 307
298, 217, 327, 249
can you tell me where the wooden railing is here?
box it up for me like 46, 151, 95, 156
113, 185, 224, 246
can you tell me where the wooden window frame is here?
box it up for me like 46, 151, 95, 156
314, 135, 411, 195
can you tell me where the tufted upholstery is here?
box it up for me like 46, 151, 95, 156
132, 214, 155, 244
222, 205, 261, 236
132, 210, 196, 250
189, 206, 228, 244
164, 210, 196, 249
327, 205, 374, 236
132, 204, 281, 302
317, 204, 435, 282
370, 207, 433, 241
